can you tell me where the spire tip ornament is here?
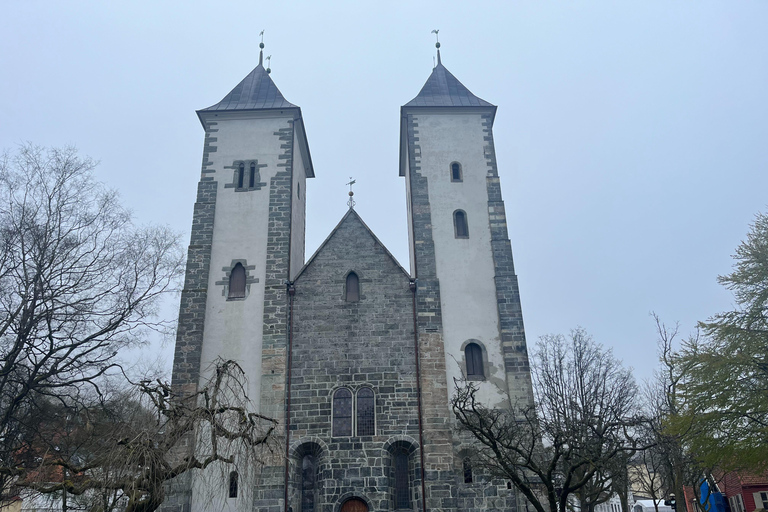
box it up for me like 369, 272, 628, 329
346, 177, 356, 209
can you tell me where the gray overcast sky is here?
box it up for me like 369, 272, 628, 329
2, 1, 767, 382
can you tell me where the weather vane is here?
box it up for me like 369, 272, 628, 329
346, 177, 356, 209
431, 29, 440, 48
260, 30, 265, 47
266, 55, 272, 74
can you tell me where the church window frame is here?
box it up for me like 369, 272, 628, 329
453, 210, 469, 238
332, 388, 353, 437
392, 447, 412, 510
461, 340, 488, 381
450, 161, 463, 182
356, 387, 375, 436
344, 271, 361, 302
237, 163, 245, 189
301, 453, 317, 512
463, 458, 473, 483
228, 263, 247, 300
249, 162, 256, 188
228, 471, 238, 498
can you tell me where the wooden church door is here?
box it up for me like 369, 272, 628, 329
340, 498, 368, 512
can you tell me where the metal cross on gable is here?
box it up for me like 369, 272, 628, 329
346, 177, 356, 209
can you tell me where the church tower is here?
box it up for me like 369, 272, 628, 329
400, 46, 534, 507
168, 46, 314, 512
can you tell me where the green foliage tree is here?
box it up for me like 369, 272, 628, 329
678, 211, 768, 471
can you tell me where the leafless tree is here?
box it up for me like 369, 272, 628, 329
0, 144, 184, 501
15, 359, 277, 512
453, 328, 643, 512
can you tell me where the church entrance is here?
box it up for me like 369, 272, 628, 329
340, 498, 368, 512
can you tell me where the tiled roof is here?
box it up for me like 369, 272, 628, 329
404, 51, 494, 108
200, 53, 296, 111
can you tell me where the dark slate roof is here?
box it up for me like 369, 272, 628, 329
404, 51, 494, 108
200, 54, 297, 111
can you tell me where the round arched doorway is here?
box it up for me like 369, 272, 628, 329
340, 498, 368, 512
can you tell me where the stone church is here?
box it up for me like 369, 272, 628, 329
167, 44, 534, 512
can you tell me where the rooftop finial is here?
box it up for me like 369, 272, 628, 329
346, 177, 356, 209
431, 29, 441, 65
266, 55, 272, 74
259, 30, 265, 66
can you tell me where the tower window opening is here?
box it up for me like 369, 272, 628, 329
237, 163, 245, 189
451, 162, 463, 182
393, 448, 411, 509
228, 471, 238, 498
463, 459, 473, 483
345, 272, 360, 302
332, 388, 353, 436
454, 210, 469, 238
301, 454, 316, 512
228, 263, 246, 299
249, 163, 256, 188
465, 342, 484, 378
356, 388, 375, 436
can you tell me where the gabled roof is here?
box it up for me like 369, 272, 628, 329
403, 51, 494, 108
199, 52, 297, 112
294, 208, 411, 282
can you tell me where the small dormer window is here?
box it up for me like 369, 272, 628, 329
450, 162, 463, 182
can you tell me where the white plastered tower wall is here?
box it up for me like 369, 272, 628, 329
166, 52, 314, 512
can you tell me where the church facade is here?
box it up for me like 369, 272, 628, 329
166, 47, 533, 512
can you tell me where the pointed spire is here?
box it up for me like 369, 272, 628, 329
259, 29, 265, 66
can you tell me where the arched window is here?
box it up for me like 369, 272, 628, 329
463, 459, 473, 483
237, 163, 245, 189
393, 448, 411, 509
332, 388, 352, 436
454, 210, 469, 238
450, 162, 462, 182
356, 388, 375, 436
345, 272, 360, 302
249, 163, 256, 188
228, 471, 238, 498
228, 263, 246, 299
465, 343, 483, 378
301, 454, 316, 512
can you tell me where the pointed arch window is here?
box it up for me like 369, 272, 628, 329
451, 162, 463, 182
454, 210, 469, 238
393, 448, 411, 509
301, 454, 316, 512
228, 471, 238, 498
237, 163, 245, 189
332, 388, 352, 436
465, 342, 484, 378
345, 272, 360, 302
228, 263, 246, 299
249, 163, 256, 188
356, 388, 375, 436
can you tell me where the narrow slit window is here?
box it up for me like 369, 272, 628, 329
394, 448, 411, 509
451, 162, 462, 182
237, 163, 245, 189
465, 343, 483, 378
454, 210, 469, 238
228, 263, 246, 299
463, 459, 473, 483
249, 163, 256, 188
228, 471, 238, 498
332, 388, 352, 436
301, 454, 316, 512
345, 272, 360, 302
356, 388, 375, 436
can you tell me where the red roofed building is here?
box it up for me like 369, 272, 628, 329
719, 471, 768, 512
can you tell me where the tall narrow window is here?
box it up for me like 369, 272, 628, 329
249, 163, 256, 188
301, 454, 316, 512
451, 162, 462, 182
454, 210, 469, 238
237, 163, 245, 189
463, 459, 473, 483
465, 343, 483, 378
228, 263, 246, 299
356, 388, 375, 436
332, 388, 352, 436
345, 272, 360, 302
228, 471, 238, 498
394, 448, 411, 509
